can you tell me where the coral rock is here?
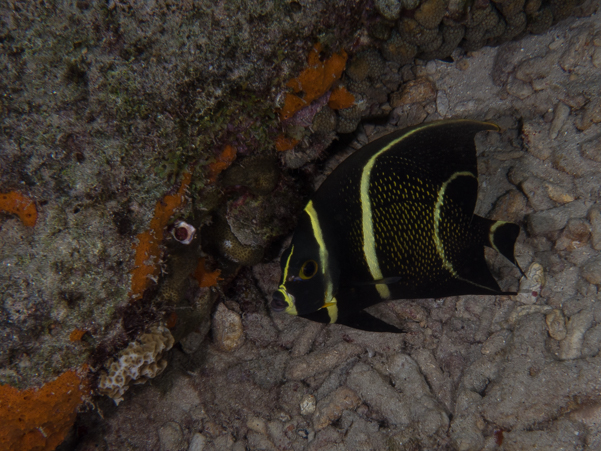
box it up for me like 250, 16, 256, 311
312, 106, 338, 133
313, 387, 361, 430
390, 78, 437, 107
414, 0, 448, 29
376, 0, 402, 21
382, 31, 418, 65
280, 44, 348, 121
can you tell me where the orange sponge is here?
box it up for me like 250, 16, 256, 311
275, 134, 300, 152
193, 258, 222, 288
68, 329, 87, 342
328, 86, 355, 110
0, 192, 37, 227
130, 171, 192, 301
0, 369, 89, 451
279, 44, 348, 121
207, 145, 237, 184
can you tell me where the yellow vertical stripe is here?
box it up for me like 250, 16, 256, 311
279, 245, 298, 315
304, 201, 335, 310
360, 126, 431, 299
433, 171, 475, 276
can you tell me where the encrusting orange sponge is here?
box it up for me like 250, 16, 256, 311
68, 329, 87, 342
275, 134, 300, 152
207, 145, 237, 184
0, 369, 89, 451
193, 257, 222, 288
279, 44, 348, 121
328, 86, 355, 110
0, 192, 37, 227
129, 171, 192, 301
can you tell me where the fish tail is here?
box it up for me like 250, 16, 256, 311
473, 215, 524, 275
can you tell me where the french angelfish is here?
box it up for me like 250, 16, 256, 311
271, 120, 521, 333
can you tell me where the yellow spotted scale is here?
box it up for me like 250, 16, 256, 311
272, 120, 521, 332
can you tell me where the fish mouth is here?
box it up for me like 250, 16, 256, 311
271, 290, 288, 312
271, 288, 297, 315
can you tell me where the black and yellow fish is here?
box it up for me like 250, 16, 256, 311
271, 120, 521, 332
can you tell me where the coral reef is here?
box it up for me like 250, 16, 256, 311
0, 0, 598, 449
97, 325, 174, 405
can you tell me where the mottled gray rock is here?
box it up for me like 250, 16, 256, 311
521, 176, 556, 211
582, 256, 601, 285
312, 386, 361, 430
388, 354, 449, 436
526, 201, 589, 235
450, 407, 485, 451
581, 138, 601, 163
559, 308, 594, 360
290, 322, 325, 357
412, 348, 453, 410
188, 433, 207, 451
286, 342, 363, 380
482, 314, 601, 430
159, 421, 184, 451
212, 303, 245, 352
506, 76, 534, 99
550, 102, 571, 139
502, 419, 585, 451
589, 206, 601, 250
582, 324, 601, 358
242, 312, 279, 348
481, 330, 513, 355
522, 120, 553, 160
346, 362, 411, 427
546, 309, 567, 341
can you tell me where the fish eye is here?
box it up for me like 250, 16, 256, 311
300, 260, 318, 279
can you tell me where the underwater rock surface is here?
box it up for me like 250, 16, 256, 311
67, 9, 601, 451
1, 0, 600, 450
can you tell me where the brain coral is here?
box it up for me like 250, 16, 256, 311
97, 325, 174, 405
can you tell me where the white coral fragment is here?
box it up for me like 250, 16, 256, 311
98, 325, 175, 405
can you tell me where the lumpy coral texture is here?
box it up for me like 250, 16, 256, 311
97, 325, 175, 405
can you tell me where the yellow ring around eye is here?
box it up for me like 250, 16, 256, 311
300, 260, 318, 279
